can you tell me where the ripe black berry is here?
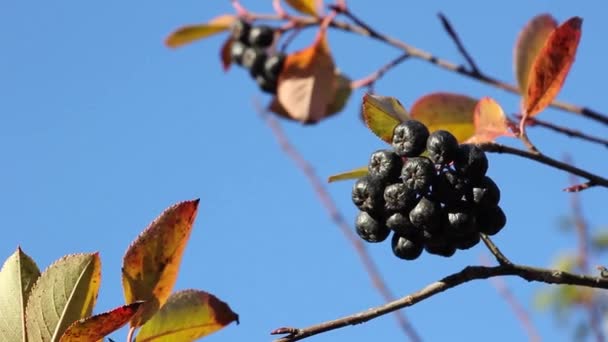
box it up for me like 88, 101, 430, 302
369, 150, 402, 183
409, 197, 442, 233
241, 48, 267, 77
386, 212, 422, 242
264, 53, 286, 82
230, 19, 251, 43
433, 170, 471, 205
452, 232, 481, 250
476, 205, 506, 236
424, 234, 456, 257
230, 41, 247, 66
444, 203, 477, 236
454, 144, 488, 183
355, 211, 390, 243
401, 157, 435, 193
391, 234, 424, 260
384, 183, 416, 212
392, 120, 429, 157
426, 130, 459, 165
472, 176, 501, 206
255, 74, 277, 94
351, 176, 384, 214
248, 26, 275, 48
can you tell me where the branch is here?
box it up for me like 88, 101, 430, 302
272, 263, 608, 342
437, 12, 481, 74
526, 117, 608, 148
259, 111, 421, 342
477, 142, 608, 191
481, 234, 512, 266
351, 53, 410, 89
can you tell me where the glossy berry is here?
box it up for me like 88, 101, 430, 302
409, 197, 442, 233
424, 234, 456, 257
384, 183, 415, 212
264, 53, 286, 82
427, 130, 459, 165
230, 41, 247, 66
386, 212, 421, 241
248, 25, 275, 48
401, 157, 435, 193
255, 74, 277, 94
453, 232, 481, 250
391, 234, 424, 260
351, 176, 384, 214
392, 120, 429, 157
472, 176, 501, 206
369, 150, 402, 183
476, 205, 506, 236
241, 48, 267, 77
444, 203, 477, 236
434, 170, 471, 204
454, 144, 488, 183
355, 211, 390, 243
230, 19, 251, 43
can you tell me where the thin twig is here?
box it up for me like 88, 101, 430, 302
272, 263, 608, 342
351, 53, 410, 89
526, 117, 608, 148
480, 234, 512, 266
259, 111, 421, 342
477, 142, 608, 191
437, 12, 480, 74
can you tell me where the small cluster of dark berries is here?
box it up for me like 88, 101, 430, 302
352, 120, 506, 260
230, 19, 285, 95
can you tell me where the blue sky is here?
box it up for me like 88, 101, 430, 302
1, 1, 607, 341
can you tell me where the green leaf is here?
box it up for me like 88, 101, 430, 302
136, 290, 238, 342
0, 247, 41, 342
122, 199, 200, 327
165, 15, 236, 49
60, 302, 144, 342
410, 92, 477, 142
328, 166, 368, 183
361, 93, 409, 143
26, 253, 101, 342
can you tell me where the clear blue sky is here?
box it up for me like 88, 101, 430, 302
1, 1, 607, 341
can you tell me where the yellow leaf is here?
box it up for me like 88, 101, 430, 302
467, 97, 514, 143
328, 166, 368, 183
276, 32, 337, 123
165, 15, 236, 49
410, 92, 477, 142
135, 290, 238, 342
284, 0, 321, 16
122, 199, 200, 327
524, 17, 582, 116
362, 94, 409, 143
60, 302, 144, 342
514, 14, 557, 92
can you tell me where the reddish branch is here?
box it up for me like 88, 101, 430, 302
260, 112, 421, 342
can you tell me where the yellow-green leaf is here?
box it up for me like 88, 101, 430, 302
326, 72, 352, 116
122, 199, 200, 327
60, 302, 144, 342
26, 253, 101, 342
361, 94, 409, 143
410, 92, 477, 142
284, 0, 320, 16
514, 14, 557, 92
166, 15, 236, 49
135, 290, 238, 342
328, 165, 368, 183
0, 247, 41, 342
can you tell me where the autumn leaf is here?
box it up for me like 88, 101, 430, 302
524, 17, 582, 116
166, 15, 236, 49
361, 94, 409, 143
514, 14, 558, 92
328, 165, 368, 183
275, 32, 337, 123
410, 92, 478, 142
220, 37, 233, 72
284, 0, 321, 16
122, 199, 200, 327
135, 290, 239, 342
0, 247, 40, 342
26, 253, 101, 342
467, 97, 514, 143
59, 302, 144, 342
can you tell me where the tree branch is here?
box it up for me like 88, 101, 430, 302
437, 12, 481, 74
481, 234, 512, 266
351, 53, 410, 89
526, 117, 608, 148
272, 263, 608, 342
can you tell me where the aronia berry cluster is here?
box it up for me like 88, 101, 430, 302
352, 120, 506, 260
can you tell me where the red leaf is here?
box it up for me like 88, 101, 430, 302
220, 37, 233, 72
467, 97, 514, 143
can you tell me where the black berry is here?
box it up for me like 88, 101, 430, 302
230, 41, 247, 66
452, 232, 481, 250
454, 144, 488, 183
444, 203, 477, 236
424, 234, 456, 257
401, 157, 435, 193
386, 212, 422, 242
264, 53, 286, 82
409, 197, 442, 233
391, 234, 424, 260
241, 48, 267, 77
427, 130, 459, 165
369, 150, 402, 183
434, 170, 471, 205
476, 205, 506, 236
355, 211, 390, 243
255, 74, 277, 94
248, 25, 275, 48
351, 176, 384, 214
384, 183, 416, 212
472, 176, 501, 206
392, 120, 429, 157
230, 19, 251, 43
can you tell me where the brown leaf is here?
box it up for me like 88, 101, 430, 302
524, 17, 582, 116
59, 302, 144, 342
220, 37, 233, 72
165, 15, 236, 49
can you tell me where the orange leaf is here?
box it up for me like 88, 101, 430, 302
284, 0, 321, 16
514, 14, 557, 92
122, 199, 200, 327
467, 97, 514, 143
275, 32, 337, 124
220, 37, 233, 72
165, 15, 236, 49
524, 17, 582, 116
59, 302, 144, 342
410, 92, 478, 142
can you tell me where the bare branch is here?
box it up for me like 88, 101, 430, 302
437, 12, 481, 74
526, 117, 608, 148
351, 53, 410, 89
481, 234, 512, 266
